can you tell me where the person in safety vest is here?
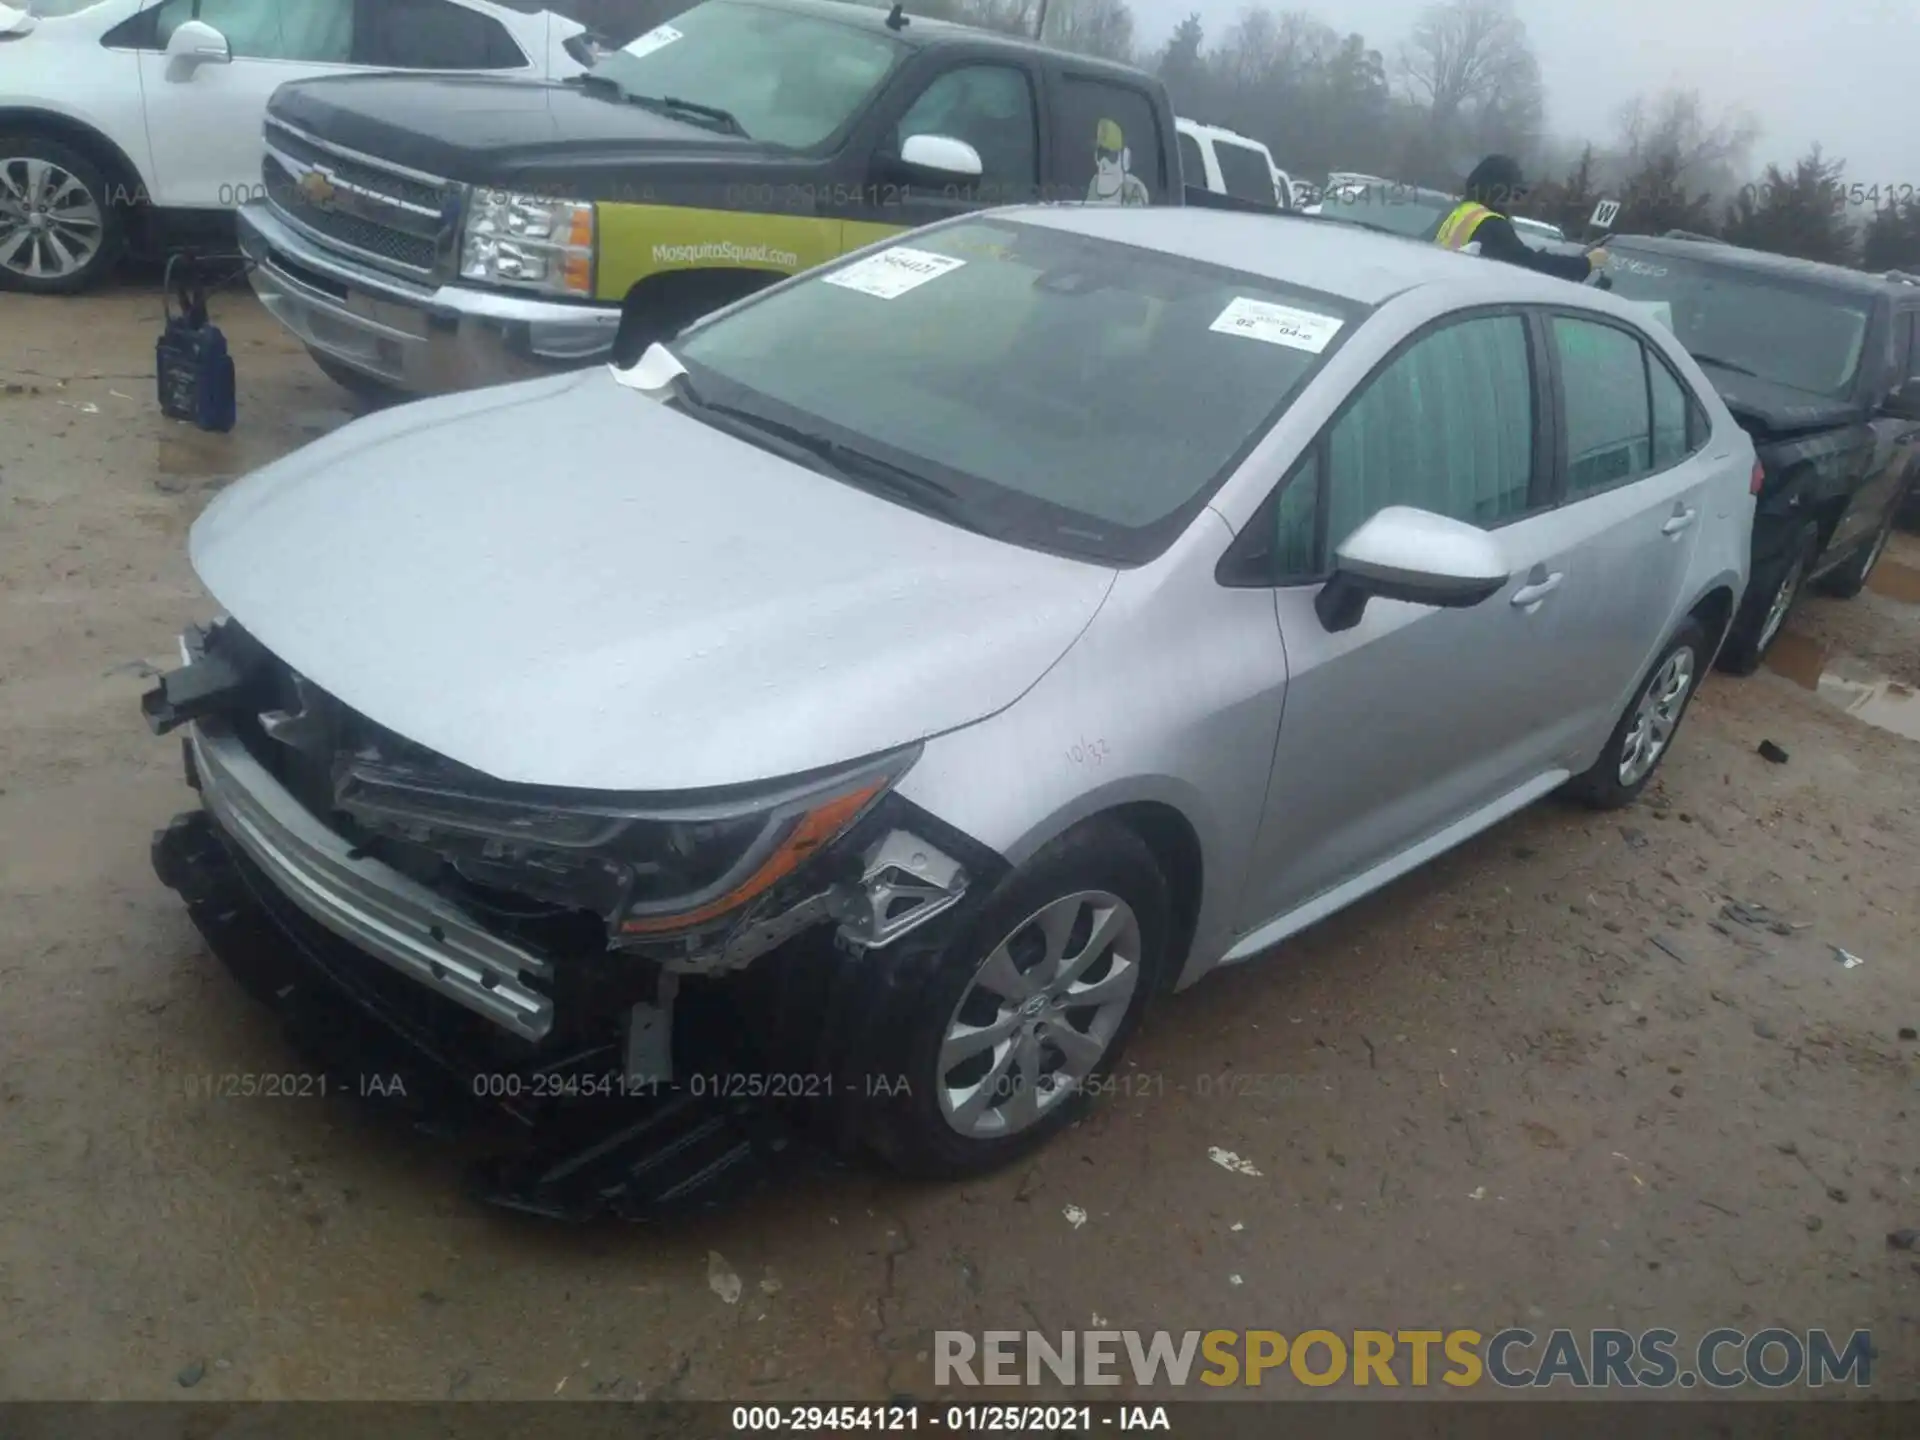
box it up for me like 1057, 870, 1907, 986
1435, 155, 1608, 283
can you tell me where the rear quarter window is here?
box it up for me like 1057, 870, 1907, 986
1213, 141, 1276, 206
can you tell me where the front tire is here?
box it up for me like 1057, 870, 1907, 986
861, 821, 1170, 1179
1566, 618, 1707, 810
0, 135, 125, 295
1717, 519, 1819, 675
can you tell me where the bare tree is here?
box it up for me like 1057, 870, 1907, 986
1614, 88, 1760, 202
1041, 0, 1136, 62
1398, 0, 1541, 131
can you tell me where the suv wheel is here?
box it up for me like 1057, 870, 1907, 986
861, 821, 1169, 1178
1567, 618, 1707, 810
1816, 504, 1898, 600
1718, 520, 1819, 675
0, 136, 124, 295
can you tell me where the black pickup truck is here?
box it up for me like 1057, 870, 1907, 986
1602, 236, 1920, 672
234, 0, 1225, 397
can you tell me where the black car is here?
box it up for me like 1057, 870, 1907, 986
1602, 237, 1920, 672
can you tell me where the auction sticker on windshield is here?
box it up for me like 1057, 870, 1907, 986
1210, 297, 1343, 353
822, 247, 966, 300
621, 23, 682, 57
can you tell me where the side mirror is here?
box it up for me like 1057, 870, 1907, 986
898, 133, 983, 180
1314, 506, 1511, 633
164, 19, 232, 78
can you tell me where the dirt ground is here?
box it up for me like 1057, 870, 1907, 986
2, 284, 1917, 1403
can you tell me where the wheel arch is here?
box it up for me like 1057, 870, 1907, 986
988, 775, 1224, 995
1686, 581, 1738, 660
0, 106, 151, 210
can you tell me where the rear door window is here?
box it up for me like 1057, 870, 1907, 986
351, 0, 526, 69
1553, 316, 1652, 495
1048, 76, 1167, 206
1212, 140, 1277, 206
1648, 350, 1708, 471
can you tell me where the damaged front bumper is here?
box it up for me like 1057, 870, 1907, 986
143, 625, 1001, 1216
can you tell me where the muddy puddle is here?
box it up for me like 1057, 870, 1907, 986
1767, 631, 1920, 741
1868, 554, 1920, 605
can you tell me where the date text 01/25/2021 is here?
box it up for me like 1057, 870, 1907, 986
729, 1404, 1171, 1432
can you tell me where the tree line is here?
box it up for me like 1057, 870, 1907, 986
554, 0, 1920, 273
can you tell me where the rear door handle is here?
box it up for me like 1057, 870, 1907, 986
1511, 573, 1564, 607
1662, 507, 1698, 535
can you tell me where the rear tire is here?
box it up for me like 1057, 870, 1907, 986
1566, 618, 1707, 810
1816, 503, 1899, 600
859, 821, 1170, 1179
0, 134, 126, 295
1717, 520, 1819, 675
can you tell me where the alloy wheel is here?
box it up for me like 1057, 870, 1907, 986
0, 156, 106, 281
1618, 646, 1696, 788
936, 890, 1142, 1140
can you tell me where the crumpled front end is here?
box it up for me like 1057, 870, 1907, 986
144, 618, 1000, 1217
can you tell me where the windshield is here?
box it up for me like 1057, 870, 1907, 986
1316, 184, 1453, 240
1604, 248, 1872, 397
585, 0, 905, 147
672, 219, 1362, 565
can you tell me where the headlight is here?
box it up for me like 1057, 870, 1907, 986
333, 747, 916, 940
461, 188, 596, 298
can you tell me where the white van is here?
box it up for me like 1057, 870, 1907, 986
1175, 117, 1293, 210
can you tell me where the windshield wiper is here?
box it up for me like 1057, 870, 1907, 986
631, 94, 749, 137
564, 77, 749, 137
670, 383, 972, 524
1689, 352, 1761, 379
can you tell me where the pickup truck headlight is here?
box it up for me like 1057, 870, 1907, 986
333, 747, 917, 940
461, 188, 596, 298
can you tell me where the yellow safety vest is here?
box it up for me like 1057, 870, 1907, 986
1435, 201, 1500, 251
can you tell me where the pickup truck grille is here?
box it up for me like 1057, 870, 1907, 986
260, 116, 457, 278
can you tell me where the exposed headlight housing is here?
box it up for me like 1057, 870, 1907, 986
460, 188, 596, 298
333, 745, 918, 944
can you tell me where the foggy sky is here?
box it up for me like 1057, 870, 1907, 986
1134, 0, 1917, 186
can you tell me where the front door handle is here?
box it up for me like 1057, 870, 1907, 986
1511, 572, 1564, 607
1662, 507, 1698, 535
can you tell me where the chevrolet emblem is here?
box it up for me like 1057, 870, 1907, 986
297, 169, 337, 209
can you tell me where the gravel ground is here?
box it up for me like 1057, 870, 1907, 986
2, 285, 1917, 1402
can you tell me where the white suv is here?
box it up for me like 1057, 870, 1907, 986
0, 0, 589, 292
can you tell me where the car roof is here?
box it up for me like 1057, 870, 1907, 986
1177, 118, 1270, 151
1611, 233, 1895, 297
746, 0, 1150, 78
1003, 204, 1602, 307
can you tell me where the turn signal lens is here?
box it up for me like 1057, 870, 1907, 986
617, 779, 888, 935
1750, 460, 1766, 495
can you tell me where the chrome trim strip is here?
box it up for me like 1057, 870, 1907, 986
263, 141, 443, 221
264, 114, 452, 188
190, 719, 555, 1041
261, 190, 439, 279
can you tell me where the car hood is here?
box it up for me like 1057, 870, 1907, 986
189, 370, 1115, 793
269, 74, 765, 186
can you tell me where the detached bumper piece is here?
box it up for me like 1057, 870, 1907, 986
154, 808, 820, 1221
